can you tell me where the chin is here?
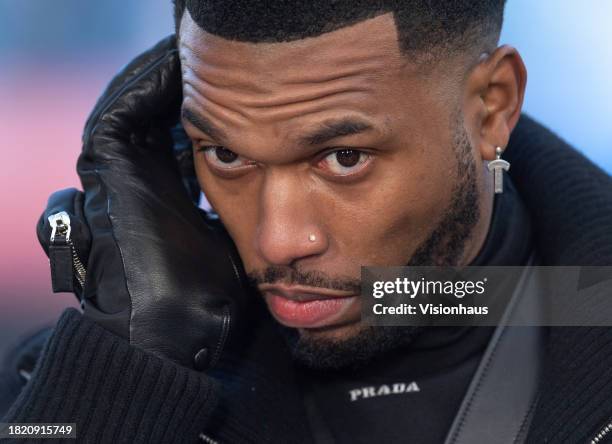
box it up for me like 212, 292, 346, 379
280, 318, 423, 371
297, 320, 365, 342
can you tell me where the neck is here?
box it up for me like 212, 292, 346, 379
460, 166, 494, 265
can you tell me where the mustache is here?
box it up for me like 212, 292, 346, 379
247, 266, 361, 293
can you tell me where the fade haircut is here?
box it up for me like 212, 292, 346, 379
173, 0, 506, 61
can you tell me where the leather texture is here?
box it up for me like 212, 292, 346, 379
48, 242, 73, 293
443, 254, 545, 444
36, 35, 250, 371
38, 188, 91, 300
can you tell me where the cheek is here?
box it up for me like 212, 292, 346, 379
328, 149, 456, 266
346, 90, 462, 264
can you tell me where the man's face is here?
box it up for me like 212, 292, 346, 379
179, 12, 489, 367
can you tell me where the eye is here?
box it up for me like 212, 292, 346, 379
318, 149, 372, 176
199, 146, 253, 170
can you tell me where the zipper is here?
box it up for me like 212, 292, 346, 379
198, 432, 220, 444
48, 211, 87, 289
590, 418, 612, 444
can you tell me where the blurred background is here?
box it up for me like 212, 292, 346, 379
0, 1, 611, 358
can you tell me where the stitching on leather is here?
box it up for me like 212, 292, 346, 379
49, 248, 59, 290
86, 47, 178, 142
448, 255, 539, 443
448, 265, 535, 443
448, 324, 510, 443
211, 305, 231, 368
512, 391, 541, 444
93, 168, 133, 341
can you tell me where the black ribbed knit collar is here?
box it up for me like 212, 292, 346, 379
469, 174, 533, 266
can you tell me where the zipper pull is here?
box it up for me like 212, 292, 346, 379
48, 211, 76, 293
49, 211, 72, 243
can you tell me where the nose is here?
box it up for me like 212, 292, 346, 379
255, 172, 328, 266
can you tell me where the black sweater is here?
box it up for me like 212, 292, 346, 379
2, 115, 612, 443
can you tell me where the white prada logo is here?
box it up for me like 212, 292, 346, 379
349, 382, 420, 401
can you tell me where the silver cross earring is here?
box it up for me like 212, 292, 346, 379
487, 146, 510, 194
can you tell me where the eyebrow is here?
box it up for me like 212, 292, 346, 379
300, 118, 373, 146
181, 107, 227, 143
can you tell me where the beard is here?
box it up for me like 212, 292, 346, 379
248, 119, 480, 371
407, 119, 480, 267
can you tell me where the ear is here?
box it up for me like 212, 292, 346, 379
464, 45, 527, 161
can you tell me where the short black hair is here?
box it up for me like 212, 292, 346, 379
173, 0, 506, 60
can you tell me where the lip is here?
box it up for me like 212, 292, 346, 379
258, 284, 359, 329
258, 283, 356, 301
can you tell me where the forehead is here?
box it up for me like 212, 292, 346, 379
178, 12, 409, 118
179, 11, 405, 82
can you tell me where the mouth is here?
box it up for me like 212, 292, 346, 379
258, 283, 360, 329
